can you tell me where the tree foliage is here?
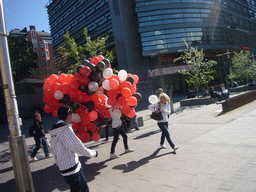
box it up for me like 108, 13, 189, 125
60, 28, 114, 73
7, 36, 38, 82
229, 50, 256, 81
174, 41, 217, 96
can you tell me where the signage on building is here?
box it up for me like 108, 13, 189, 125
242, 46, 249, 50
148, 65, 191, 77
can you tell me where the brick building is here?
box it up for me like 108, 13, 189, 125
9, 25, 56, 80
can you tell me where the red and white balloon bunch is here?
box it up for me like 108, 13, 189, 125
42, 55, 142, 143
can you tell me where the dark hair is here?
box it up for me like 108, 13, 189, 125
33, 112, 40, 119
57, 105, 73, 120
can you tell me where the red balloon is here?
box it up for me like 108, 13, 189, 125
82, 114, 91, 125
107, 89, 117, 98
121, 87, 132, 98
91, 56, 100, 65
122, 81, 132, 89
71, 122, 81, 132
92, 132, 100, 142
109, 79, 119, 90
70, 80, 79, 90
79, 132, 90, 143
59, 73, 67, 84
81, 66, 91, 76
127, 108, 136, 118
52, 82, 61, 92
122, 105, 131, 115
43, 81, 52, 90
107, 98, 117, 106
127, 96, 137, 106
96, 104, 107, 112
87, 122, 97, 132
94, 98, 101, 106
66, 74, 75, 84
118, 96, 127, 106
133, 75, 139, 84
44, 104, 52, 113
97, 55, 104, 61
52, 110, 58, 118
49, 74, 59, 84
131, 85, 137, 95
90, 93, 99, 101
60, 83, 70, 94
89, 111, 98, 121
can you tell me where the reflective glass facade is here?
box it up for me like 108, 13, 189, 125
135, 0, 256, 56
47, 0, 113, 70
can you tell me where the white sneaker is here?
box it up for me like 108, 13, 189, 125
125, 148, 134, 153
31, 156, 38, 161
173, 146, 179, 152
45, 154, 53, 158
159, 145, 167, 149
110, 153, 119, 159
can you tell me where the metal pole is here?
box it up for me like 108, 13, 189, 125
0, 1, 34, 191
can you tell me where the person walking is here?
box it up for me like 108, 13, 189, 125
49, 105, 98, 192
30, 112, 52, 161
109, 103, 134, 159
148, 93, 178, 152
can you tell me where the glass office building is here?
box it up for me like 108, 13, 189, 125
47, 0, 256, 95
136, 0, 256, 56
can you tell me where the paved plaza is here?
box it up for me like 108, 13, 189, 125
1, 98, 256, 191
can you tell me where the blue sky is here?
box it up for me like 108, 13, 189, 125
3, 0, 51, 33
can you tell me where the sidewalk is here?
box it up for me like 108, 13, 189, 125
1, 97, 256, 191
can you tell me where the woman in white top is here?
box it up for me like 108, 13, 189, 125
148, 93, 178, 152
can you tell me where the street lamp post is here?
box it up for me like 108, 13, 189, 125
0, 1, 34, 191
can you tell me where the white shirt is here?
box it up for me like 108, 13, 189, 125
148, 102, 171, 123
49, 120, 97, 176
109, 107, 122, 128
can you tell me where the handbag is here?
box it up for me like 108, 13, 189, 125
150, 111, 163, 120
150, 102, 163, 120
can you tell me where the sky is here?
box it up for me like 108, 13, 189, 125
3, 0, 51, 33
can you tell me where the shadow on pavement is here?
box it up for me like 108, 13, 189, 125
112, 148, 175, 173
133, 129, 161, 140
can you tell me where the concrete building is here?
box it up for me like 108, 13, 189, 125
9, 26, 56, 80
46, 0, 256, 96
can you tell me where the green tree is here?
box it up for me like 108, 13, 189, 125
60, 28, 114, 73
174, 41, 217, 96
7, 36, 38, 82
229, 50, 256, 82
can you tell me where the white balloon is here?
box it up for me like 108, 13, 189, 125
88, 81, 98, 92
118, 69, 127, 82
102, 80, 111, 90
148, 95, 158, 104
103, 68, 113, 79
71, 113, 81, 123
96, 87, 104, 96
112, 109, 122, 119
54, 90, 64, 100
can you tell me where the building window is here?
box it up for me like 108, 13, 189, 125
37, 61, 40, 66
40, 42, 44, 49
42, 52, 45, 57
44, 43, 48, 49
46, 60, 50, 66
44, 69, 47, 75
43, 60, 46, 66
46, 51, 49, 57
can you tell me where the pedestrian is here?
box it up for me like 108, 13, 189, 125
109, 103, 134, 159
156, 88, 163, 97
148, 93, 178, 152
30, 112, 52, 161
49, 105, 98, 192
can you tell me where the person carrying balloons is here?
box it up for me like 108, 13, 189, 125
49, 105, 98, 192
148, 93, 178, 152
109, 103, 134, 159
